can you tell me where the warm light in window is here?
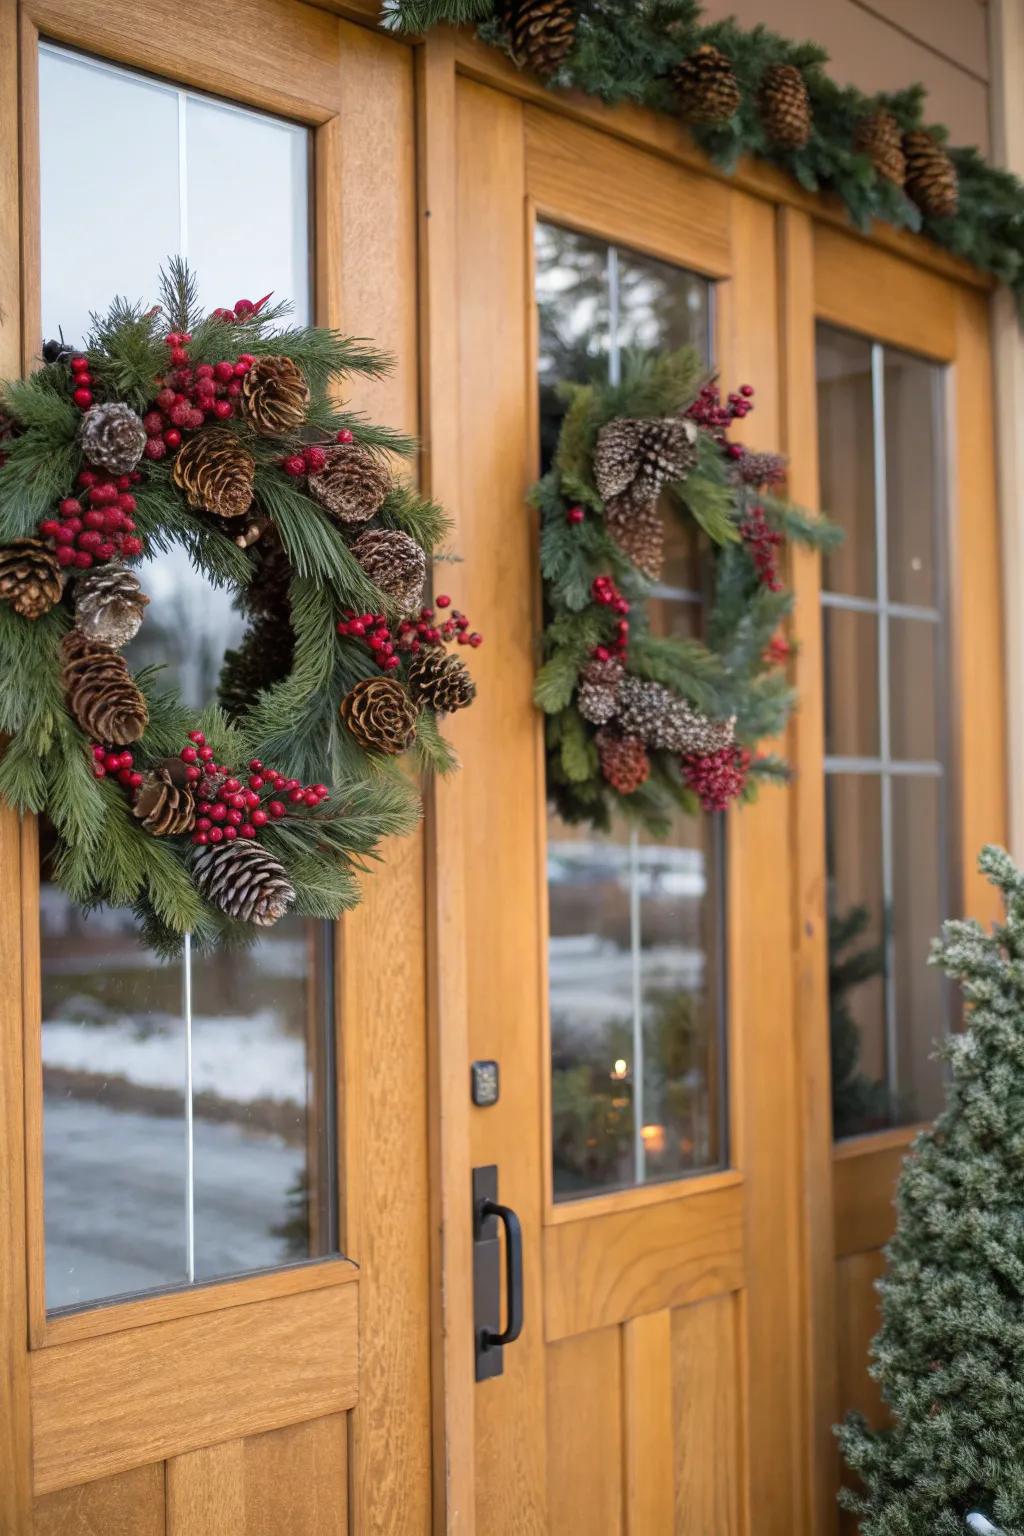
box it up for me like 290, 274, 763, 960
611, 1059, 629, 1080
641, 1123, 666, 1155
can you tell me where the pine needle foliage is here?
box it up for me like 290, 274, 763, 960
387, 0, 1024, 306
0, 262, 477, 953
838, 846, 1024, 1535
534, 345, 834, 832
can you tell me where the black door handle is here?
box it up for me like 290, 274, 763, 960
472, 1165, 524, 1380
479, 1198, 523, 1349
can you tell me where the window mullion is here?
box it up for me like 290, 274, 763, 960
872, 343, 899, 1105
182, 931, 196, 1285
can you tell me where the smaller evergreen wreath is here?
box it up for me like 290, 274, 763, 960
533, 347, 838, 833
0, 261, 480, 953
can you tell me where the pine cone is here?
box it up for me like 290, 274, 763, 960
576, 657, 624, 725
306, 443, 392, 526
594, 417, 699, 505
759, 63, 812, 150
855, 109, 906, 187
604, 493, 665, 582
0, 538, 64, 620
239, 355, 310, 436
671, 45, 741, 124
78, 403, 148, 474
501, 0, 576, 77
133, 762, 196, 836
61, 630, 149, 745
193, 840, 295, 927
74, 564, 150, 648
903, 130, 958, 217
173, 427, 256, 519
350, 528, 426, 613
615, 676, 735, 755
595, 729, 650, 796
406, 649, 476, 713
340, 675, 418, 755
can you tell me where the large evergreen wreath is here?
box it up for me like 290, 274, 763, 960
533, 347, 837, 832
0, 262, 479, 952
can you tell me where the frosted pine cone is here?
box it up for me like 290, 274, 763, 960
604, 493, 665, 581
74, 564, 150, 648
306, 443, 391, 526
576, 658, 624, 725
594, 417, 699, 505
350, 528, 426, 614
79, 403, 148, 474
616, 676, 735, 756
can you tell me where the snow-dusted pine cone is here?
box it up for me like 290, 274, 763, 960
74, 564, 150, 648
306, 443, 392, 526
193, 839, 296, 927
576, 657, 624, 725
350, 528, 426, 614
78, 402, 148, 474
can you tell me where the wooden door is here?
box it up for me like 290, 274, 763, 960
0, 3, 433, 1533
432, 69, 815, 1536
797, 227, 1007, 1528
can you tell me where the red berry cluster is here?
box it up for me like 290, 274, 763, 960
590, 575, 630, 661
739, 504, 784, 592
336, 594, 483, 672
68, 354, 96, 411
39, 471, 144, 569
566, 505, 585, 526
90, 743, 144, 787
174, 731, 328, 847
763, 632, 791, 667
686, 381, 755, 460
682, 744, 751, 813
211, 294, 273, 324
281, 429, 354, 479
141, 333, 255, 462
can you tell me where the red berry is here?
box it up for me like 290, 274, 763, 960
72, 551, 93, 568
163, 429, 182, 449
117, 494, 136, 513
226, 809, 243, 827
93, 764, 106, 779
78, 530, 102, 550
302, 789, 319, 807
248, 759, 263, 771
184, 766, 201, 783
194, 364, 214, 380
268, 800, 286, 819
72, 388, 93, 408
335, 429, 354, 444
435, 594, 452, 608
212, 399, 233, 420
250, 808, 268, 828
59, 498, 83, 517
227, 380, 242, 397
55, 547, 74, 567
566, 507, 585, 525
117, 768, 134, 786
382, 654, 401, 671
180, 746, 198, 764
70, 356, 89, 373
144, 438, 167, 460
143, 411, 163, 436
196, 817, 212, 833
39, 520, 61, 538
208, 802, 227, 822
96, 541, 116, 561
232, 360, 248, 377
469, 633, 483, 647
305, 445, 327, 473
233, 299, 255, 317
156, 388, 176, 412
237, 353, 255, 367
222, 825, 238, 841
78, 470, 99, 488
222, 777, 240, 793
282, 455, 306, 477
121, 536, 144, 557
238, 823, 255, 839
207, 827, 224, 844
83, 509, 104, 529
170, 347, 188, 366
213, 361, 235, 384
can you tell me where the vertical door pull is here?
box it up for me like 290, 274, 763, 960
473, 1165, 524, 1381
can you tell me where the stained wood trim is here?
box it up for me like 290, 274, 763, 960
622, 1310, 675, 1536
545, 1167, 742, 1227
452, 30, 990, 295
524, 105, 732, 277
23, 0, 344, 122
32, 1282, 359, 1495
832, 1134, 912, 1258
417, 32, 477, 1536
778, 204, 840, 1536
20, 817, 46, 1350
543, 1180, 744, 1342
814, 224, 958, 360
40, 1260, 358, 1350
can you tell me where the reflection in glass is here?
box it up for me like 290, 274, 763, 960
537, 222, 723, 1200
817, 327, 876, 599
38, 46, 336, 1310
817, 324, 950, 1139
823, 607, 879, 759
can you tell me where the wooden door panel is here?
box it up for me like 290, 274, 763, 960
622, 1311, 675, 1536
166, 1417, 348, 1536
35, 1465, 166, 1536
672, 1295, 742, 1536
546, 1329, 623, 1536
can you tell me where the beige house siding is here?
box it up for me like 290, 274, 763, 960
701, 0, 990, 150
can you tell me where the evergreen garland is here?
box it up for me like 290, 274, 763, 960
386, 0, 1024, 304
0, 262, 480, 954
534, 346, 837, 834
838, 847, 1024, 1536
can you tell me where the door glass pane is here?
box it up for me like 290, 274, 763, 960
38, 45, 336, 1312
885, 349, 940, 608
817, 327, 876, 599
817, 326, 950, 1140
890, 617, 939, 762
825, 776, 889, 1139
823, 607, 879, 759
537, 222, 724, 1200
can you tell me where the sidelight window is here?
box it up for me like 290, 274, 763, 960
816, 324, 952, 1140
37, 44, 337, 1312
536, 223, 727, 1201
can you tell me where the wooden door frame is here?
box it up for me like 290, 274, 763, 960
0, 4, 431, 1530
